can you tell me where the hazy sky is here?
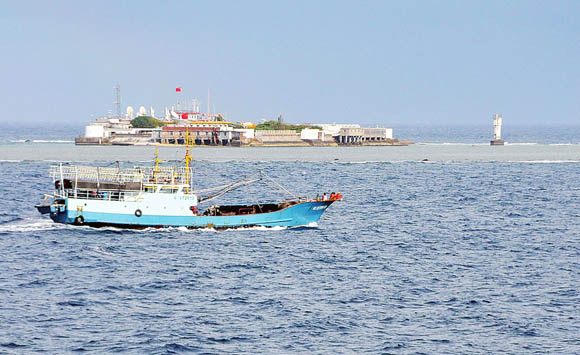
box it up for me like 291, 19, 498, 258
1, 1, 578, 126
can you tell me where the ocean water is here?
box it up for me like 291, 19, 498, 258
1, 123, 580, 145
1, 126, 580, 353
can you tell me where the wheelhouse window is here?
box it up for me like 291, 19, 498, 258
159, 186, 178, 194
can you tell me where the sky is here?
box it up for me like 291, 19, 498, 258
1, 1, 579, 126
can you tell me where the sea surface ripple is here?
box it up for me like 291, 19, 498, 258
0, 159, 579, 353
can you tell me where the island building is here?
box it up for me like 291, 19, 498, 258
244, 125, 401, 146
75, 87, 408, 146
77, 115, 406, 146
490, 113, 505, 146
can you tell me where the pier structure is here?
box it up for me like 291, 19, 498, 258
490, 113, 505, 145
336, 127, 395, 145
338, 127, 364, 145
361, 128, 393, 143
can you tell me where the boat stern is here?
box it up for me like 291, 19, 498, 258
36, 197, 69, 224
35, 203, 51, 214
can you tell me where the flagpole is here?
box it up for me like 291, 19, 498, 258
176, 87, 181, 112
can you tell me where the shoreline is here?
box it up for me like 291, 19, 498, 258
76, 140, 414, 148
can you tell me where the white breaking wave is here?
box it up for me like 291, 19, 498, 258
31, 140, 74, 143
417, 142, 488, 146
417, 142, 579, 146
91, 246, 116, 256
514, 160, 580, 164
9, 139, 74, 144
442, 142, 488, 146
332, 160, 384, 164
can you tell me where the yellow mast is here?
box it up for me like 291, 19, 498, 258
153, 147, 163, 183
185, 127, 192, 193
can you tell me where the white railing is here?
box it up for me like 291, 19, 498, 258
49, 165, 193, 185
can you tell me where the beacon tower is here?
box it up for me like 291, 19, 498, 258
490, 113, 504, 146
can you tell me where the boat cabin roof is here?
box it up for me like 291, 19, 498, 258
50, 165, 193, 186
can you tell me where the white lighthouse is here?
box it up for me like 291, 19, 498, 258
490, 113, 505, 145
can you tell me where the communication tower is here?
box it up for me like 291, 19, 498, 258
114, 84, 122, 118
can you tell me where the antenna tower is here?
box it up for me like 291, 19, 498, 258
114, 84, 122, 118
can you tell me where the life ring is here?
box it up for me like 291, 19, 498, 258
135, 209, 142, 217
75, 216, 84, 225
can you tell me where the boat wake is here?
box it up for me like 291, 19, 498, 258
303, 222, 319, 228
0, 218, 68, 233
154, 223, 316, 232
185, 225, 292, 232
0, 221, 310, 234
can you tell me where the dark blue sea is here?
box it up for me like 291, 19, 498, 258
1, 125, 579, 353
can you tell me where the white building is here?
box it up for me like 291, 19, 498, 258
82, 117, 136, 139
234, 128, 255, 140
300, 128, 324, 140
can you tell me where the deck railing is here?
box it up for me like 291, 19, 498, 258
64, 189, 141, 201
50, 165, 193, 185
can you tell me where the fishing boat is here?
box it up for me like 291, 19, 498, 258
35, 136, 341, 229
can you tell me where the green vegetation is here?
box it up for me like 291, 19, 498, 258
254, 115, 321, 132
130, 116, 165, 128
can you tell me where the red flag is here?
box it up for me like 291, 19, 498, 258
181, 113, 188, 119
175, 87, 182, 92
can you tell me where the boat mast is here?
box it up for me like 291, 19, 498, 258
59, 163, 65, 197
185, 127, 192, 193
154, 147, 163, 183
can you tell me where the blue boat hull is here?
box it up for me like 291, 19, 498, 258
48, 200, 335, 229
